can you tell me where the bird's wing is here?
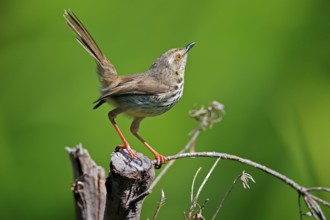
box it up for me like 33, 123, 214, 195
94, 75, 171, 103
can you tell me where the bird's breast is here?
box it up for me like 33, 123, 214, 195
108, 82, 184, 118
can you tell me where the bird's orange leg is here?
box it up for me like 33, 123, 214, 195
108, 109, 138, 158
130, 118, 166, 168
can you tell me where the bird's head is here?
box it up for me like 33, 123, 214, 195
148, 42, 195, 82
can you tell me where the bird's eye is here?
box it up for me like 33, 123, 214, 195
175, 54, 182, 61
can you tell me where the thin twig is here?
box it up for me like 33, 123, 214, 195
188, 158, 221, 219
199, 198, 209, 214
165, 151, 330, 217
191, 167, 202, 203
152, 190, 165, 220
303, 194, 326, 220
129, 190, 151, 206
310, 194, 330, 207
211, 171, 255, 220
150, 101, 224, 191
306, 187, 330, 193
298, 193, 304, 220
150, 128, 201, 190
212, 173, 241, 220
166, 152, 305, 193
192, 198, 209, 220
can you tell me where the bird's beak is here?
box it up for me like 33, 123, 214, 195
184, 42, 196, 55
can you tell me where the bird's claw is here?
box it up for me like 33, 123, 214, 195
116, 145, 139, 158
154, 154, 166, 169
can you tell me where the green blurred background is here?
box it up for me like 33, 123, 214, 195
1, 0, 330, 219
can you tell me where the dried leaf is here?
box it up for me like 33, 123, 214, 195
240, 171, 255, 189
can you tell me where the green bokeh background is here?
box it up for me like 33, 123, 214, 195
1, 0, 330, 219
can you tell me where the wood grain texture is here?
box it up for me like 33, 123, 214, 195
67, 145, 155, 220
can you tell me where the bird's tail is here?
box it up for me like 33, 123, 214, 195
64, 10, 118, 85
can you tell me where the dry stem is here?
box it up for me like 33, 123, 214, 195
165, 152, 330, 219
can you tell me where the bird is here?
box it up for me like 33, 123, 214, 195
64, 10, 195, 168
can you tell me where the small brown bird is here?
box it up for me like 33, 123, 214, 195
64, 10, 195, 167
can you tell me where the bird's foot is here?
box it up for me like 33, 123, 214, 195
115, 145, 139, 158
154, 153, 166, 169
